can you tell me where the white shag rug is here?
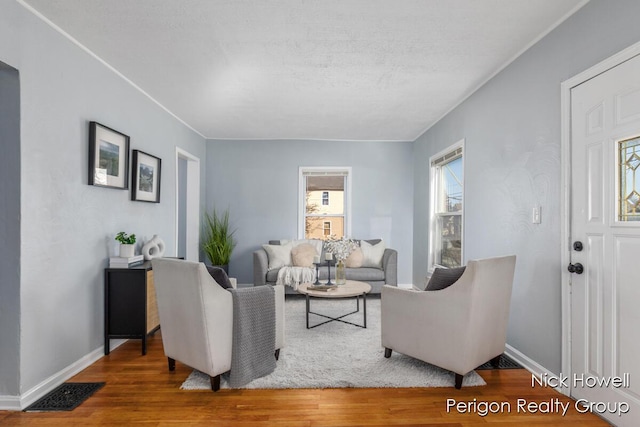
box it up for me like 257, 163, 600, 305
181, 296, 486, 390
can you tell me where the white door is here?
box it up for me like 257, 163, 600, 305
570, 54, 640, 426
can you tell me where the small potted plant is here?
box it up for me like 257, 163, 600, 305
115, 231, 137, 258
202, 209, 236, 274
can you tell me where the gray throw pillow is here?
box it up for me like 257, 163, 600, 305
206, 266, 233, 289
425, 266, 466, 291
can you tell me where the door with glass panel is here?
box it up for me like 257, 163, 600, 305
570, 53, 640, 426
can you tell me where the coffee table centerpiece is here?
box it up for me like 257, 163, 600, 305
324, 237, 359, 285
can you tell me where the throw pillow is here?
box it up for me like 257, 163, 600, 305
298, 239, 323, 256
206, 266, 233, 289
262, 241, 293, 271
291, 243, 317, 267
345, 247, 364, 268
425, 266, 466, 291
360, 239, 386, 268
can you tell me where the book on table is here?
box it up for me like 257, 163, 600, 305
109, 255, 144, 268
309, 284, 337, 291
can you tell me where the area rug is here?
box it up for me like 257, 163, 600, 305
181, 296, 486, 390
24, 382, 105, 411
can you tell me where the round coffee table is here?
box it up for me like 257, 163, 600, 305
297, 280, 371, 329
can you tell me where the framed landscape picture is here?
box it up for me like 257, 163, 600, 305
88, 121, 130, 189
131, 150, 161, 203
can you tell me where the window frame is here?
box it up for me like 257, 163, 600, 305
298, 166, 352, 239
429, 140, 464, 271
322, 191, 329, 206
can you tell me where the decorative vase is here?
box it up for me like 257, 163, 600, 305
142, 235, 166, 260
335, 259, 346, 285
119, 244, 135, 258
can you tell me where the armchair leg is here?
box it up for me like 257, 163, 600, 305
490, 354, 502, 368
210, 375, 221, 392
384, 348, 392, 358
454, 374, 463, 389
275, 349, 280, 361
168, 357, 175, 372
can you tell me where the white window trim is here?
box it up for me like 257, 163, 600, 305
298, 166, 352, 239
428, 139, 464, 272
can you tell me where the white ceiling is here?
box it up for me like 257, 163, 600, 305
21, 0, 585, 141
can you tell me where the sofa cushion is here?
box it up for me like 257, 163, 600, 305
291, 243, 317, 267
425, 266, 466, 291
344, 267, 385, 282
206, 266, 233, 289
262, 241, 293, 270
360, 240, 386, 268
345, 247, 363, 268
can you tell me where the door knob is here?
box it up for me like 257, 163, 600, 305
568, 263, 584, 274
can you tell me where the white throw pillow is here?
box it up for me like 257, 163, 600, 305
360, 240, 386, 268
262, 242, 293, 271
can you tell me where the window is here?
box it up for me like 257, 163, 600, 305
429, 141, 463, 269
323, 221, 331, 236
299, 167, 351, 239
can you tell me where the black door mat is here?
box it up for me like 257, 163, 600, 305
24, 382, 105, 412
476, 354, 523, 370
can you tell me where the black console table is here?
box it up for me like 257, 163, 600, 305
104, 261, 160, 356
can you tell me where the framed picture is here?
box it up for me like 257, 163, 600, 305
88, 121, 130, 189
131, 150, 161, 203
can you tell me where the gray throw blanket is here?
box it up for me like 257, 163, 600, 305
227, 286, 276, 387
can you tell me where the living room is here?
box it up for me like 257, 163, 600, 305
2, 0, 640, 425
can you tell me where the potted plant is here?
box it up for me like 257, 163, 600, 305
115, 231, 136, 258
202, 208, 236, 274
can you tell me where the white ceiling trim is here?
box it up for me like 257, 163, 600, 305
16, 0, 206, 139
414, 0, 590, 140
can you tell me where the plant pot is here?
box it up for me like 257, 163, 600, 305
119, 244, 135, 258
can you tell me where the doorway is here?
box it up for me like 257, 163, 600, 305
175, 148, 200, 262
562, 43, 640, 426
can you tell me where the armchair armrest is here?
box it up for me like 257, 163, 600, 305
253, 249, 268, 286
382, 248, 398, 285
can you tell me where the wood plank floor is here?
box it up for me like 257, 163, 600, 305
0, 332, 610, 426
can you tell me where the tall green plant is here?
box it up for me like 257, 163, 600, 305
202, 209, 237, 266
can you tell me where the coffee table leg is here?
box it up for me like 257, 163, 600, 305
363, 293, 367, 329
306, 294, 310, 329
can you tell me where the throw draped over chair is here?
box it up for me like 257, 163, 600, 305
381, 255, 516, 389
151, 258, 285, 391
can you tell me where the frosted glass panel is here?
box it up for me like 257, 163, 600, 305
619, 137, 640, 221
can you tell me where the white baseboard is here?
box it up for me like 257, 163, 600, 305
504, 343, 568, 396
0, 339, 127, 411
0, 395, 21, 411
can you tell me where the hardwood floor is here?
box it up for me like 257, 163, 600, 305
0, 333, 610, 426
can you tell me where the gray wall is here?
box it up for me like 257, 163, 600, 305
0, 1, 207, 398
206, 139, 414, 284
0, 62, 21, 397
413, 0, 640, 374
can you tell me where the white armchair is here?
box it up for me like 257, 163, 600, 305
151, 258, 285, 391
381, 255, 516, 388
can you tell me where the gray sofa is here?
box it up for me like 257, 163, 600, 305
253, 239, 397, 294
